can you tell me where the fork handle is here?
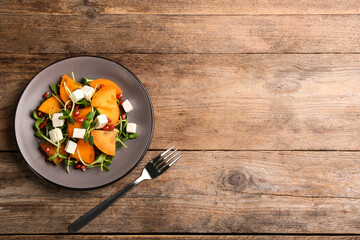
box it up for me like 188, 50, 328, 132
68, 177, 144, 232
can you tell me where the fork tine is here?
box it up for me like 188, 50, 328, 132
169, 154, 181, 166
161, 146, 175, 157
164, 148, 178, 160
152, 146, 175, 164
159, 155, 182, 173
157, 151, 180, 169
155, 148, 178, 167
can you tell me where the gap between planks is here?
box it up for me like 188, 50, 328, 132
2, 0, 360, 15
2, 233, 360, 236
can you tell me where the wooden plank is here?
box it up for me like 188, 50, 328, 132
2, 15, 360, 54
2, 150, 360, 234
3, 54, 360, 151
2, 0, 360, 15
0, 235, 358, 240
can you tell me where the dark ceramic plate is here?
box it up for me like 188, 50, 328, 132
14, 56, 154, 189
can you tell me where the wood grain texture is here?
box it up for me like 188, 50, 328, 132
2, 150, 360, 234
3, 0, 360, 238
2, 15, 360, 54
3, 54, 360, 151
2, 0, 360, 15
0, 236, 359, 240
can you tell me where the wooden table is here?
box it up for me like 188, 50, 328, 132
2, 1, 360, 239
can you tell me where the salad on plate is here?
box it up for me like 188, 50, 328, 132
32, 73, 138, 173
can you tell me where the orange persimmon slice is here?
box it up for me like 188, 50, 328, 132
67, 107, 92, 137
71, 139, 95, 164
91, 88, 117, 109
89, 79, 122, 95
59, 74, 82, 103
91, 88, 120, 124
40, 142, 67, 165
90, 130, 116, 156
96, 107, 120, 126
38, 95, 62, 115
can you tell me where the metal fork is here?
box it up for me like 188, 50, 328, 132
68, 146, 181, 232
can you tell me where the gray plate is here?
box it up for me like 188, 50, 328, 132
14, 56, 154, 189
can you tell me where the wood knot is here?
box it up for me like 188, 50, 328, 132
218, 169, 250, 192
85, 10, 98, 18
81, 0, 102, 18
228, 172, 246, 187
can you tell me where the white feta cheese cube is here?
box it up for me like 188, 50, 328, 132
65, 140, 77, 154
72, 128, 86, 139
122, 99, 133, 113
49, 128, 63, 142
81, 86, 95, 102
52, 113, 65, 128
72, 89, 84, 102
95, 114, 108, 129
126, 123, 137, 133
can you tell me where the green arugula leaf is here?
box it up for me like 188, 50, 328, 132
34, 132, 43, 139
84, 133, 89, 143
59, 115, 69, 120
48, 153, 58, 161
86, 112, 95, 120
68, 116, 75, 125
77, 99, 90, 107
92, 153, 107, 165
82, 119, 91, 129
46, 121, 54, 131
81, 77, 93, 85
58, 154, 68, 159
35, 118, 44, 131
128, 133, 138, 139
50, 83, 58, 95
88, 135, 94, 146
32, 109, 40, 120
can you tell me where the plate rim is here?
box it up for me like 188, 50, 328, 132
14, 55, 154, 190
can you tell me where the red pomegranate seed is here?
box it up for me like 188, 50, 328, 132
44, 146, 50, 153
73, 110, 80, 117
37, 111, 43, 117
116, 93, 123, 100
76, 118, 84, 123
66, 103, 72, 110
121, 113, 127, 120
107, 118, 112, 123
39, 122, 46, 129
81, 165, 86, 172
109, 124, 115, 131
103, 125, 110, 131
45, 156, 50, 162
119, 100, 123, 105
99, 84, 105, 89
43, 91, 50, 98
44, 118, 49, 124
75, 163, 81, 169
74, 105, 80, 110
